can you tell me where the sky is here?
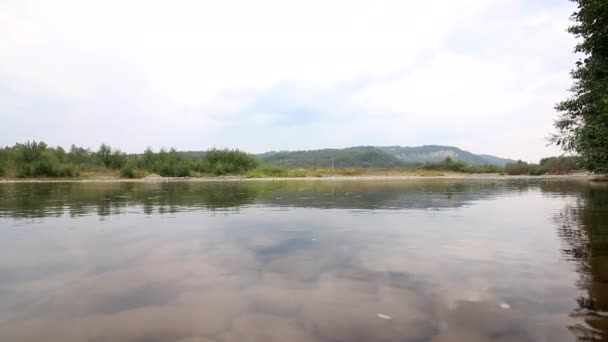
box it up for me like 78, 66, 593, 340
0, 0, 578, 161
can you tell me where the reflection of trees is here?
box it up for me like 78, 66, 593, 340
257, 180, 505, 210
2, 179, 586, 221
0, 180, 517, 219
553, 181, 608, 341
0, 182, 263, 219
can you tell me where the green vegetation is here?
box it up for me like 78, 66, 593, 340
0, 180, 517, 218
259, 146, 409, 169
505, 161, 536, 176
553, 0, 608, 173
119, 163, 136, 178
246, 162, 289, 178
140, 147, 194, 177
0, 142, 259, 178
377, 145, 513, 166
504, 156, 582, 175
0, 149, 7, 177
97, 143, 127, 169
135, 147, 259, 177
0, 141, 586, 179
259, 145, 514, 168
0, 141, 86, 178
246, 166, 378, 178
203, 148, 258, 175
539, 156, 581, 174
423, 157, 502, 174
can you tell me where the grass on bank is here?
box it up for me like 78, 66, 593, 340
246, 165, 470, 178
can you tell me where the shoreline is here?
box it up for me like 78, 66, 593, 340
0, 173, 600, 183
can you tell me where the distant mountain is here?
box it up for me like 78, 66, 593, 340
258, 145, 513, 168
258, 146, 406, 168
477, 154, 513, 166
377, 145, 514, 166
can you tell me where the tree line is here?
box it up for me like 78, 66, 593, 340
0, 141, 584, 178
0, 141, 258, 178
553, 0, 608, 173
422, 156, 582, 175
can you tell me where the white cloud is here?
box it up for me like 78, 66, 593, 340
0, 0, 576, 161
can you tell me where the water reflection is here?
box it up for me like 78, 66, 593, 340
0, 179, 605, 342
0, 179, 567, 219
554, 181, 608, 341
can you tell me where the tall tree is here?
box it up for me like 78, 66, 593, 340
554, 0, 608, 173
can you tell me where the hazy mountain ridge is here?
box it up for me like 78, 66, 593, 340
258, 145, 514, 168
258, 146, 406, 168
377, 145, 514, 166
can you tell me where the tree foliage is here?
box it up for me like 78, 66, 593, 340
0, 142, 261, 178
139, 147, 194, 177
423, 157, 502, 174
261, 147, 409, 168
0, 141, 582, 178
0, 141, 82, 177
504, 157, 582, 175
554, 0, 608, 173
539, 156, 581, 174
203, 148, 259, 175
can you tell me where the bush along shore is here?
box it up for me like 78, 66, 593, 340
0, 141, 585, 179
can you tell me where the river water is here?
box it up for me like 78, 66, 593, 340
0, 179, 607, 341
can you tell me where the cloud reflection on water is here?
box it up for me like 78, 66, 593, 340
0, 180, 601, 341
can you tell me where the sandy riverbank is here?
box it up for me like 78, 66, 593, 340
0, 173, 601, 183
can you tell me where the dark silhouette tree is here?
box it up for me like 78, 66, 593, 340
554, 0, 608, 173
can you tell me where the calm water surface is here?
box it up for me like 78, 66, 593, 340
0, 179, 607, 342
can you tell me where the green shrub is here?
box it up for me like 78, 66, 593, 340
422, 158, 508, 174
142, 146, 155, 169
15, 164, 29, 178
175, 161, 191, 177
463, 164, 502, 173
191, 159, 209, 173
27, 151, 61, 177
505, 161, 527, 175
57, 164, 79, 177
2, 143, 266, 178
336, 167, 366, 176
120, 164, 136, 178
287, 168, 309, 177
110, 151, 127, 169
29, 161, 54, 177
67, 145, 94, 164
539, 156, 581, 174
212, 161, 227, 175
16, 141, 47, 164
155, 160, 172, 177
95, 144, 127, 169
247, 163, 287, 178
505, 161, 534, 175
140, 148, 193, 177
204, 148, 258, 175
528, 164, 545, 176
96, 144, 112, 167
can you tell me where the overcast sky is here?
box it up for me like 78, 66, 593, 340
1, 0, 577, 161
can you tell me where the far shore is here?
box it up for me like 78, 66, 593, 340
1, 173, 603, 183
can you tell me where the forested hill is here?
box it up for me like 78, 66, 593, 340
258, 145, 514, 168
376, 146, 513, 166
